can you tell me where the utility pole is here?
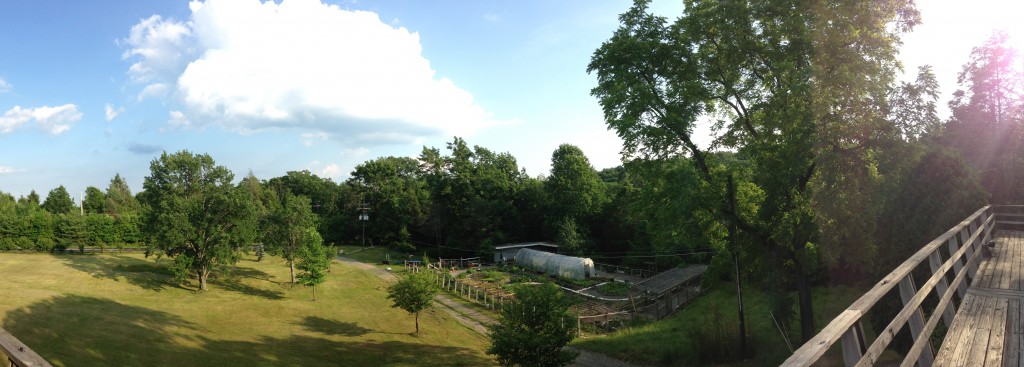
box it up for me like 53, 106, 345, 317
80, 191, 84, 216
358, 202, 370, 248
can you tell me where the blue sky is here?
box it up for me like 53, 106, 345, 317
1, 0, 1022, 200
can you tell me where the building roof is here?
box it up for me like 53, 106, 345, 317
494, 242, 559, 250
634, 265, 709, 295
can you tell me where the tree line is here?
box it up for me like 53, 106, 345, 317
587, 0, 1024, 357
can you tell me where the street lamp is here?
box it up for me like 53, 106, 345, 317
358, 203, 370, 248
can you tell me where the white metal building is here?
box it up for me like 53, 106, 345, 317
515, 248, 595, 280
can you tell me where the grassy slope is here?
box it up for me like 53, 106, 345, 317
0, 253, 496, 367
572, 281, 862, 366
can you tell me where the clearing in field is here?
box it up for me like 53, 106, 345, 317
0, 253, 496, 366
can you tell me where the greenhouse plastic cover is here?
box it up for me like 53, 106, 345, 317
514, 248, 594, 280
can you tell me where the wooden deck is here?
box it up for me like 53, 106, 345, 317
935, 233, 1024, 366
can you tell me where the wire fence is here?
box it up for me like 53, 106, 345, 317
411, 265, 509, 311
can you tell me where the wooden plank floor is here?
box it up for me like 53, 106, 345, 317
935, 234, 1024, 366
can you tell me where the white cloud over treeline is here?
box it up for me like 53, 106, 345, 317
0, 104, 82, 135
122, 0, 497, 144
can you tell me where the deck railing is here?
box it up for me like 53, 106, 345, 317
782, 205, 1001, 367
0, 327, 51, 367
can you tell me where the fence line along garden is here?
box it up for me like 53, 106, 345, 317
404, 256, 709, 337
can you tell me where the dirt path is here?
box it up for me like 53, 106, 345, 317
335, 256, 647, 367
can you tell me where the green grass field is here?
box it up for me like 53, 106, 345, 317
0, 252, 496, 367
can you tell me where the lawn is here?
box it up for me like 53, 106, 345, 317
0, 252, 496, 367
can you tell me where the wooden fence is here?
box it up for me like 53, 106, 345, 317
0, 327, 51, 367
782, 205, 1000, 366
414, 266, 508, 311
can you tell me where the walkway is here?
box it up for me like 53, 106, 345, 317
935, 233, 1024, 366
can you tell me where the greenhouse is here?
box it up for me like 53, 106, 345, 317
514, 248, 595, 280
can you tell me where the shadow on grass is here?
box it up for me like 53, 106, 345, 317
53, 253, 177, 292
299, 316, 372, 337
4, 295, 494, 367
209, 266, 285, 300
2, 294, 202, 366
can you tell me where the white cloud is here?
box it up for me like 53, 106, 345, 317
483, 13, 499, 23
121, 15, 194, 84
0, 78, 10, 93
122, 0, 499, 144
168, 110, 191, 128
105, 103, 125, 122
0, 104, 82, 135
138, 83, 169, 101
0, 166, 23, 174
319, 163, 341, 178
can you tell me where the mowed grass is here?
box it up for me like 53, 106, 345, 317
0, 252, 496, 367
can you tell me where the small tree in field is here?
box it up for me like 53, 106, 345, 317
488, 283, 578, 367
296, 228, 329, 301
386, 271, 437, 334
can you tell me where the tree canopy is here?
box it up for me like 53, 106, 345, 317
386, 270, 438, 334
487, 283, 578, 367
139, 150, 257, 291
41, 185, 75, 215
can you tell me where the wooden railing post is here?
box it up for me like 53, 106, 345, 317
947, 236, 968, 298
898, 274, 934, 367
927, 251, 957, 326
962, 226, 979, 281
841, 322, 867, 367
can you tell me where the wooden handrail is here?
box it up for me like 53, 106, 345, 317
782, 205, 998, 366
0, 328, 51, 367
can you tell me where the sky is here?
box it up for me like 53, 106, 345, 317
0, 0, 1022, 200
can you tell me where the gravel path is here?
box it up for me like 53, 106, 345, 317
335, 255, 647, 367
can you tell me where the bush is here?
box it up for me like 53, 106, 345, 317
15, 237, 32, 250
36, 236, 55, 251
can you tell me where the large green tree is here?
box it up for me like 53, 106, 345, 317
266, 170, 344, 244
105, 173, 140, 217
264, 187, 318, 284
487, 283, 578, 367
83, 186, 106, 214
347, 156, 428, 251
545, 144, 603, 255
139, 151, 257, 291
419, 137, 529, 255
944, 32, 1024, 203
589, 0, 919, 344
41, 185, 75, 214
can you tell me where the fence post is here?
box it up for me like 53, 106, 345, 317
898, 274, 934, 366
948, 236, 968, 298
963, 226, 979, 279
841, 322, 867, 367
927, 250, 956, 326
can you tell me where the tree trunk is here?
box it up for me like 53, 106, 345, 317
734, 250, 746, 359
199, 269, 209, 291
312, 285, 317, 301
290, 261, 296, 284
415, 312, 420, 334
796, 268, 815, 342
726, 174, 747, 359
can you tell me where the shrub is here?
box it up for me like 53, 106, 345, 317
36, 236, 56, 251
